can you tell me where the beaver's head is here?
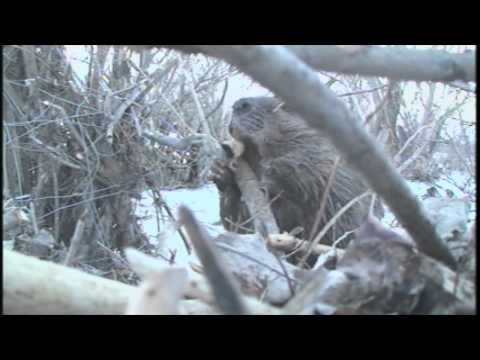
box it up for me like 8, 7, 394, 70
229, 97, 318, 161
229, 97, 283, 142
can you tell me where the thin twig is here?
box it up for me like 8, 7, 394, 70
397, 141, 429, 174
30, 201, 39, 234
150, 188, 191, 255
309, 191, 372, 251
205, 79, 229, 119
64, 214, 87, 266
271, 250, 296, 297
338, 85, 388, 98
364, 82, 395, 126
52, 168, 60, 242
393, 124, 433, 164
308, 156, 342, 243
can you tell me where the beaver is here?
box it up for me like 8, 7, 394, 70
211, 97, 382, 252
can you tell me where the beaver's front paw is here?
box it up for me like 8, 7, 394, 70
208, 159, 237, 192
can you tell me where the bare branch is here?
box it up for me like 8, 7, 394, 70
206, 78, 229, 119
447, 80, 476, 93
108, 59, 178, 127
186, 69, 212, 137
285, 45, 475, 83
177, 206, 249, 315
338, 84, 388, 97
64, 215, 87, 266
393, 124, 433, 164
21, 46, 39, 98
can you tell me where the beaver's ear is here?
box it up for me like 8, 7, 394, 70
272, 96, 301, 114
271, 97, 286, 113
272, 98, 296, 115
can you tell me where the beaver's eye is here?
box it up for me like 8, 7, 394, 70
233, 99, 252, 115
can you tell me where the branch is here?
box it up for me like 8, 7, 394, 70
446, 80, 476, 93
21, 46, 39, 98
267, 233, 346, 259
285, 45, 475, 83
206, 78, 229, 119
127, 45, 476, 83
186, 69, 213, 137
194, 45, 457, 269
108, 59, 178, 127
177, 206, 249, 315
63, 213, 87, 266
233, 158, 280, 235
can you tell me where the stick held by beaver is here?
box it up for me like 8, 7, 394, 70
210, 97, 383, 252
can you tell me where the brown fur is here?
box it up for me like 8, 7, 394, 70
214, 97, 382, 248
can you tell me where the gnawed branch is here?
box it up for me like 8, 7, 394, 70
232, 158, 279, 236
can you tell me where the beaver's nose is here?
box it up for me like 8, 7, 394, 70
232, 98, 253, 116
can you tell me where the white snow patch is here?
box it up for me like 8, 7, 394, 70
381, 171, 476, 228
135, 185, 224, 269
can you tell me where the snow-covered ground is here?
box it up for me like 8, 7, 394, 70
383, 171, 476, 227
135, 184, 224, 269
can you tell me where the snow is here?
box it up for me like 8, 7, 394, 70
135, 184, 224, 269
381, 171, 476, 228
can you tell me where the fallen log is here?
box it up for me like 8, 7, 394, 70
4, 250, 217, 315
3, 249, 132, 315
3, 250, 279, 315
